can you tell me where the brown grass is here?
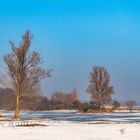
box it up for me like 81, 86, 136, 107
16, 123, 47, 127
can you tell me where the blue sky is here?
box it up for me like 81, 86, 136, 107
0, 0, 140, 101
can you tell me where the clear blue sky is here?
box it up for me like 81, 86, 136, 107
0, 0, 140, 101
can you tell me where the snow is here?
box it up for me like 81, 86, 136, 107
0, 120, 140, 140
0, 110, 140, 140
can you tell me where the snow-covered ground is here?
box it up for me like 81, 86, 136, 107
0, 120, 140, 140
0, 111, 140, 140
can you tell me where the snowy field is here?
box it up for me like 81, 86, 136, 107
0, 120, 140, 140
0, 111, 140, 140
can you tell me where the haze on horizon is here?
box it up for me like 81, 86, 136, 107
0, 0, 140, 101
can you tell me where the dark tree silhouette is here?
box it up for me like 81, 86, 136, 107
4, 31, 51, 119
112, 100, 120, 110
126, 100, 136, 113
86, 66, 114, 111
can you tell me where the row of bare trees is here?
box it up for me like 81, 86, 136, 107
0, 87, 79, 111
51, 87, 78, 105
1, 30, 137, 119
0, 87, 135, 113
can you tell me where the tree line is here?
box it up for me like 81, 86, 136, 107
0, 87, 78, 111
0, 87, 136, 113
0, 31, 136, 119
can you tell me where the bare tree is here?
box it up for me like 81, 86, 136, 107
86, 66, 114, 111
66, 87, 78, 105
51, 92, 66, 103
4, 31, 51, 119
51, 88, 78, 106
126, 100, 136, 113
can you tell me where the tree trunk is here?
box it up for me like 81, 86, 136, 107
14, 92, 20, 119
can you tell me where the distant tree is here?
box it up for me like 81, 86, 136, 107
72, 101, 97, 113
66, 87, 78, 105
51, 92, 66, 103
51, 88, 78, 104
4, 31, 51, 119
72, 100, 81, 111
126, 100, 136, 113
86, 66, 114, 111
34, 96, 49, 110
0, 88, 15, 110
51, 88, 79, 109
112, 100, 120, 111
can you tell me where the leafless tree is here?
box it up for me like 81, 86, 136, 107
126, 100, 136, 113
51, 87, 78, 105
4, 31, 51, 119
66, 87, 78, 105
86, 66, 114, 111
51, 92, 66, 103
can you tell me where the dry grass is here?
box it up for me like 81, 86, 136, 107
16, 123, 47, 127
